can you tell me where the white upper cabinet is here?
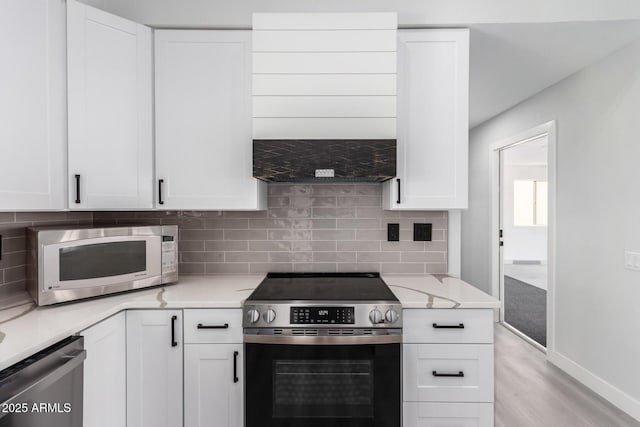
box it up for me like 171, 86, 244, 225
252, 13, 397, 140
0, 0, 66, 211
383, 30, 469, 210
67, 0, 153, 210
155, 30, 266, 210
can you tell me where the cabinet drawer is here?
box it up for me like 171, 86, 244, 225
183, 309, 243, 344
403, 402, 493, 427
403, 344, 493, 403
403, 309, 493, 344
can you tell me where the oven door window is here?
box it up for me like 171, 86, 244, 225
274, 360, 373, 418
59, 241, 147, 280
246, 343, 400, 427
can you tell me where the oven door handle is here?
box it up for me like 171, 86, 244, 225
243, 334, 401, 345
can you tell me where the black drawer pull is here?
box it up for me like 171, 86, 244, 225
396, 178, 401, 204
432, 323, 465, 329
197, 323, 229, 329
233, 351, 239, 383
432, 370, 464, 377
171, 315, 178, 347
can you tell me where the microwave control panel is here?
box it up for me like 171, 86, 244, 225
290, 306, 355, 324
161, 234, 177, 275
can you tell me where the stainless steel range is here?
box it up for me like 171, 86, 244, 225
243, 272, 401, 427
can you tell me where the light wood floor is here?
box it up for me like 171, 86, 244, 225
495, 324, 640, 427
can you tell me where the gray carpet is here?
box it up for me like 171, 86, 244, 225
504, 275, 547, 347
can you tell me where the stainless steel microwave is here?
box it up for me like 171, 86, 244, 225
27, 225, 178, 306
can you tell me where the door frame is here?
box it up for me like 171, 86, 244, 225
490, 120, 557, 353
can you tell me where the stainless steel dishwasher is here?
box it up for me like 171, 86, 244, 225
0, 336, 86, 427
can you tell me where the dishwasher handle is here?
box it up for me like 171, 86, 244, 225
0, 348, 86, 416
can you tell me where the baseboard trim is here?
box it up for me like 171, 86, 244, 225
547, 350, 640, 422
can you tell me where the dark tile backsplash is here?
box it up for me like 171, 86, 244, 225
0, 184, 448, 302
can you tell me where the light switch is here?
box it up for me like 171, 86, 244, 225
624, 251, 640, 271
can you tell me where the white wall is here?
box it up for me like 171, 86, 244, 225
462, 37, 640, 419
79, 0, 640, 27
503, 164, 547, 262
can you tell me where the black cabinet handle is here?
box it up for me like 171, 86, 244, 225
396, 178, 401, 204
171, 315, 178, 347
432, 323, 465, 329
197, 323, 229, 329
432, 370, 464, 377
74, 174, 81, 204
158, 179, 165, 205
233, 351, 239, 383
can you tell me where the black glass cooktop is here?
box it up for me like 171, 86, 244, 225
246, 272, 399, 302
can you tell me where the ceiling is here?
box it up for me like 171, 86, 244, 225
469, 20, 640, 128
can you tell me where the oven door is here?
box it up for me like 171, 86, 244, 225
245, 340, 400, 427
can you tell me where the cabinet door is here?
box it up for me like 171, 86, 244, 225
127, 310, 183, 427
0, 0, 66, 210
67, 0, 153, 209
82, 312, 126, 427
384, 30, 469, 210
155, 30, 266, 210
184, 344, 243, 427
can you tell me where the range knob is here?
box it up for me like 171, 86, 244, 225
369, 309, 383, 324
385, 309, 399, 324
246, 309, 260, 324
263, 309, 276, 323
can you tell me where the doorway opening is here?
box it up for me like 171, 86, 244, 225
491, 121, 556, 352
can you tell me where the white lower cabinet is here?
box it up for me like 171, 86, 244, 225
403, 402, 494, 427
81, 312, 126, 427
403, 344, 494, 403
402, 309, 494, 427
126, 310, 183, 427
184, 344, 243, 427
183, 309, 244, 427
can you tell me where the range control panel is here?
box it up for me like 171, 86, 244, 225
290, 306, 355, 324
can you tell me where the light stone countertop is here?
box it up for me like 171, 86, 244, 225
0, 274, 498, 371
383, 275, 501, 309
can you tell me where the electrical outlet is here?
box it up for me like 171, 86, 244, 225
624, 251, 640, 271
387, 223, 400, 242
413, 223, 432, 241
